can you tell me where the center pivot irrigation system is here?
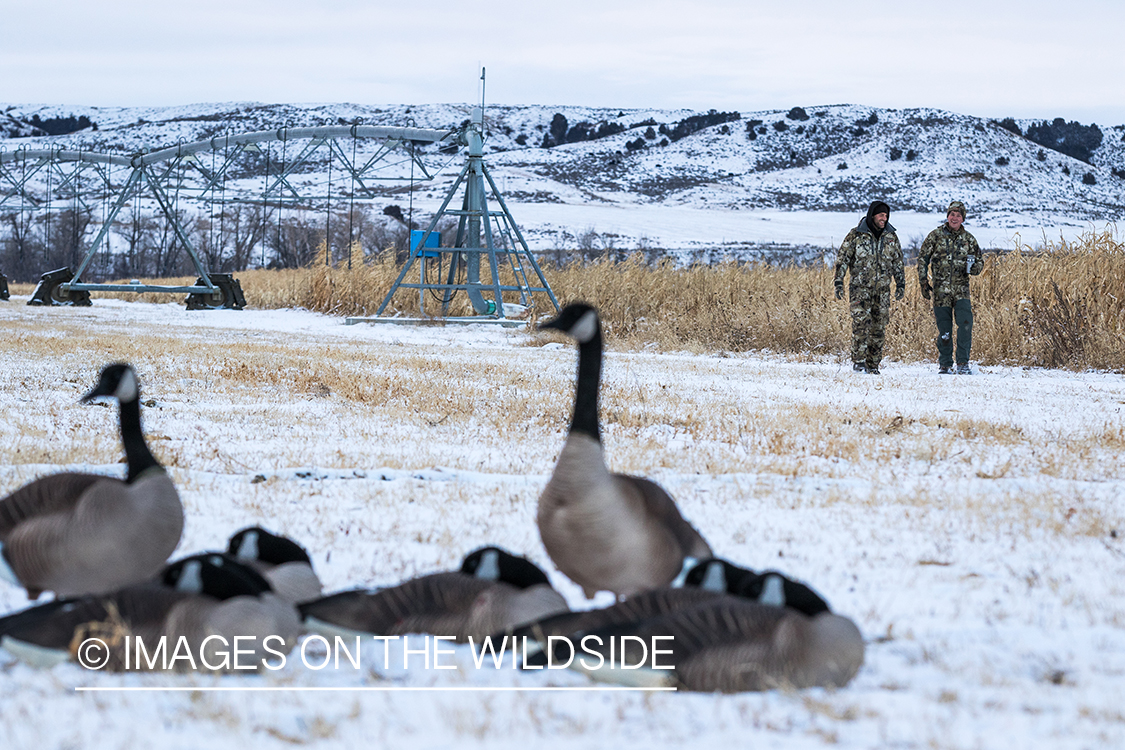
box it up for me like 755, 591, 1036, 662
0, 106, 558, 321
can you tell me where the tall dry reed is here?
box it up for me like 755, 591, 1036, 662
9, 230, 1124, 371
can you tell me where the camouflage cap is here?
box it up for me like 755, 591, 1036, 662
946, 200, 967, 219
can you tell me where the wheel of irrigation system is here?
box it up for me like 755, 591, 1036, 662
27, 268, 92, 307
185, 274, 247, 311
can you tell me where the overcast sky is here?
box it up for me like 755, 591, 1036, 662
4, 0, 1123, 124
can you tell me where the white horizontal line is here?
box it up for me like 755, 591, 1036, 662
74, 686, 677, 693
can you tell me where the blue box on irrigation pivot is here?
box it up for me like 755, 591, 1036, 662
411, 230, 441, 258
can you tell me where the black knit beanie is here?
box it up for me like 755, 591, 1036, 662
866, 200, 890, 237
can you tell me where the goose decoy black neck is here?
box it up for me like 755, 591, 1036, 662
539, 303, 602, 442
460, 547, 552, 589
162, 554, 273, 601
683, 558, 831, 617
228, 527, 312, 566
82, 363, 160, 483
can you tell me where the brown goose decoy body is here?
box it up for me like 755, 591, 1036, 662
0, 363, 184, 599
300, 547, 569, 643
509, 557, 828, 657
0, 553, 301, 672
228, 526, 323, 605
527, 596, 865, 693
508, 585, 724, 655
537, 303, 711, 598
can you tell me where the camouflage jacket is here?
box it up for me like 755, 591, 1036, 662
917, 223, 983, 307
834, 218, 905, 298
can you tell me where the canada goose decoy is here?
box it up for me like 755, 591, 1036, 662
527, 597, 865, 693
511, 559, 832, 666
0, 363, 184, 599
683, 558, 831, 616
228, 526, 323, 605
300, 546, 569, 643
0, 553, 301, 672
537, 303, 711, 598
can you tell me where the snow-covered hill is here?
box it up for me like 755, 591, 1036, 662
3, 101, 1123, 253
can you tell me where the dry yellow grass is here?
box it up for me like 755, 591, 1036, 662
8, 229, 1125, 371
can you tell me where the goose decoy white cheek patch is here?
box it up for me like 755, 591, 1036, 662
113, 369, 139, 402
571, 310, 599, 344
175, 561, 204, 593
474, 550, 501, 580
236, 531, 260, 561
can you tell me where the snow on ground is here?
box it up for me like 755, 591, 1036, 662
0, 297, 1123, 749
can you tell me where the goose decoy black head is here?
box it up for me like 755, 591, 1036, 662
162, 553, 273, 600
82, 362, 140, 405
226, 527, 322, 605
460, 547, 552, 589
539, 303, 600, 344
228, 527, 313, 567
683, 558, 831, 617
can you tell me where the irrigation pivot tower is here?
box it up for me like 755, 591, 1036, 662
369, 106, 558, 324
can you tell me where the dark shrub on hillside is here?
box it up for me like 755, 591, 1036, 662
626, 138, 645, 151
1083, 172, 1096, 185
23, 114, 96, 135
996, 117, 1021, 135
595, 121, 625, 139
550, 113, 568, 141
1062, 165, 1070, 175
515, 134, 528, 146
1024, 118, 1103, 163
540, 113, 570, 147
773, 121, 788, 132
905, 149, 917, 161
645, 126, 656, 140
787, 107, 809, 121
889, 147, 902, 161
1113, 167, 1125, 179
663, 110, 741, 142
1037, 149, 1047, 162
837, 162, 848, 170
856, 112, 878, 126
995, 156, 1009, 166
541, 115, 624, 147
566, 122, 594, 143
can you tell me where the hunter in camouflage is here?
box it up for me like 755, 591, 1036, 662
917, 200, 984, 374
834, 201, 906, 375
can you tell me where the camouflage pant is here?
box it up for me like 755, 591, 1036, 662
850, 292, 890, 367
934, 299, 973, 367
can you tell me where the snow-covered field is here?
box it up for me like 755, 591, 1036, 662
0, 296, 1123, 749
